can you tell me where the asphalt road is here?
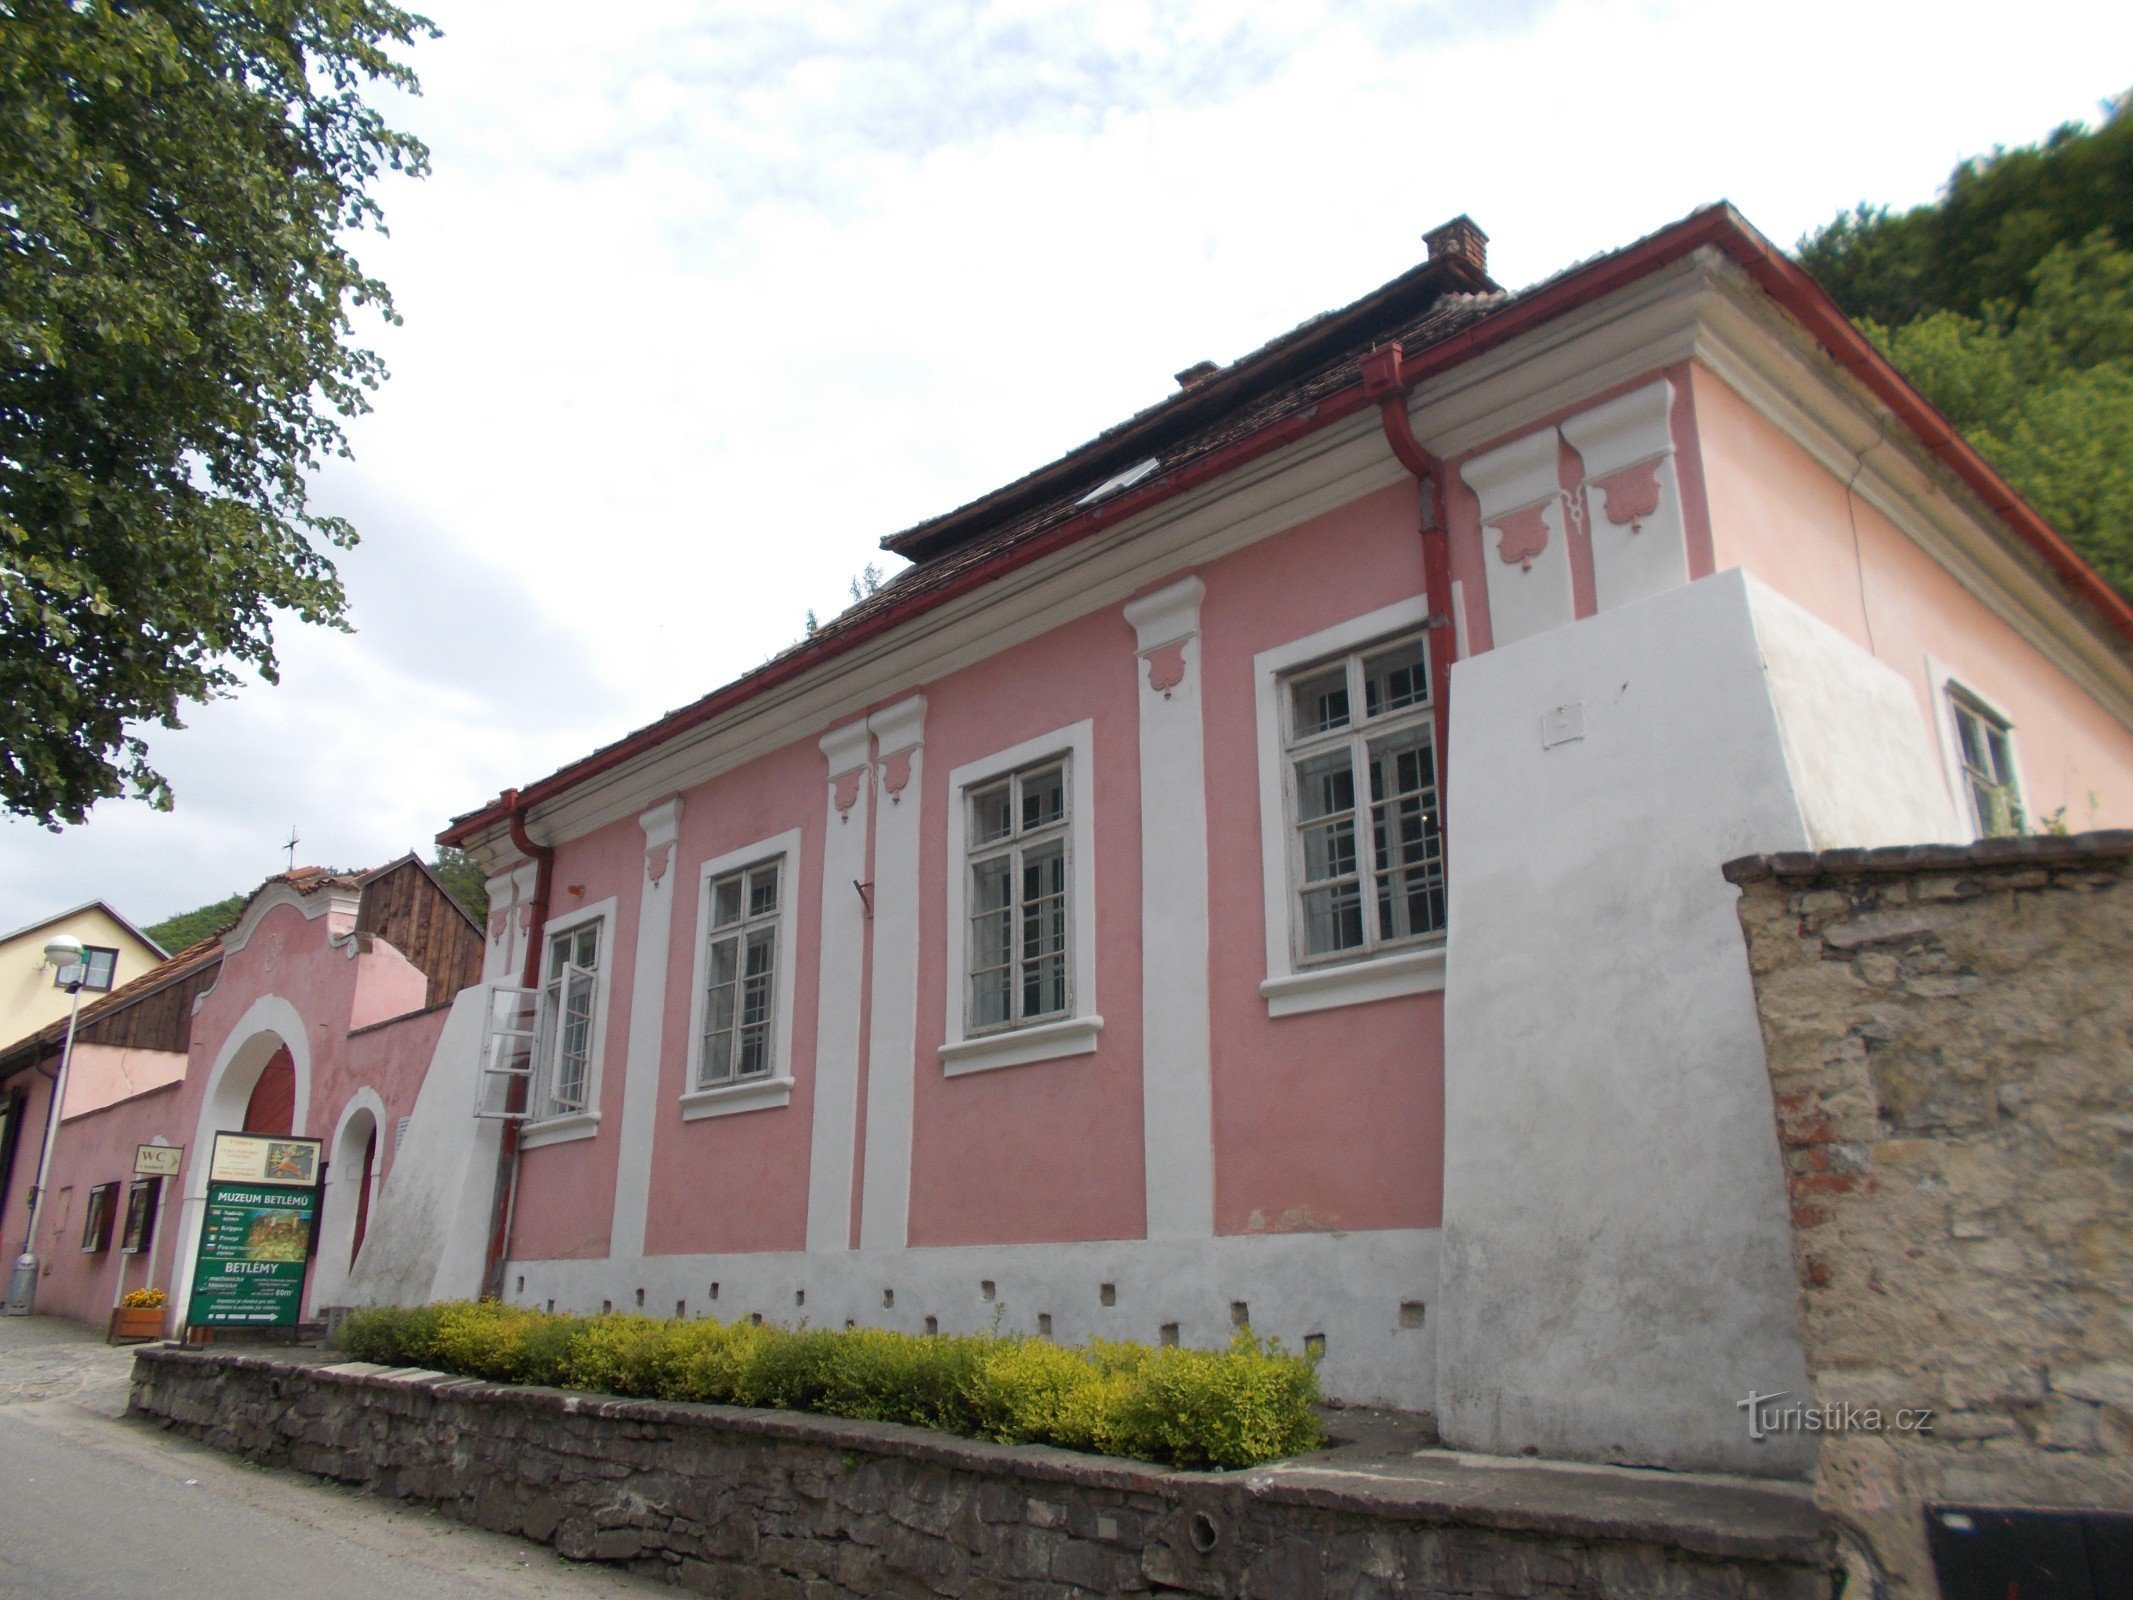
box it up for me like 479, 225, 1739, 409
0, 1315, 670, 1599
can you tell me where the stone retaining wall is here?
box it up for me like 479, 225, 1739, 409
1727, 830, 2133, 1598
130, 1346, 1829, 1599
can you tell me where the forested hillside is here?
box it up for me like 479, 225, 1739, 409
1798, 96, 2132, 597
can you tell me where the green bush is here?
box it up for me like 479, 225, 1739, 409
1110, 1334, 1325, 1470
339, 1302, 449, 1368
332, 1301, 1322, 1470
557, 1312, 676, 1397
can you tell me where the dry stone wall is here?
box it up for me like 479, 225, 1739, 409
1727, 831, 2133, 1597
129, 1346, 1829, 1599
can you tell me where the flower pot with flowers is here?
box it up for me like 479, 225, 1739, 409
109, 1286, 167, 1344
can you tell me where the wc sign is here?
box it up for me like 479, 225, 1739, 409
134, 1144, 183, 1178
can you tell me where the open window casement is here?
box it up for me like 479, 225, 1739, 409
474, 984, 539, 1121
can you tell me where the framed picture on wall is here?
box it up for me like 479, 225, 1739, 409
120, 1178, 161, 1255
79, 1182, 118, 1252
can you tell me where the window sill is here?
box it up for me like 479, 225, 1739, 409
518, 1111, 600, 1149
679, 1076, 795, 1121
1261, 944, 1445, 1017
940, 1014, 1104, 1077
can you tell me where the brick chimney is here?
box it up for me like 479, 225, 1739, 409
1174, 360, 1219, 391
1424, 215, 1488, 277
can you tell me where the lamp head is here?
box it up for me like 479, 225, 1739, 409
42, 934, 84, 970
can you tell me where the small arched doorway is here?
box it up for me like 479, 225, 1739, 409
351, 1124, 377, 1264
311, 1088, 387, 1310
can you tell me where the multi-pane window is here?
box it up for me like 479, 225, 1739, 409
966, 759, 1071, 1032
56, 945, 118, 991
1950, 690, 2024, 838
537, 921, 600, 1116
699, 859, 781, 1089
1283, 634, 1444, 962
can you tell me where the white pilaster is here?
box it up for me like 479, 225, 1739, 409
482, 861, 539, 985
807, 718, 874, 1252
609, 796, 683, 1260
858, 694, 927, 1251
1461, 428, 1574, 649
1561, 378, 1688, 614
1123, 576, 1215, 1240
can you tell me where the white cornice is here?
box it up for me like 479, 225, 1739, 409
1560, 377, 1675, 476
1459, 428, 1559, 519
638, 796, 683, 850
819, 717, 871, 775
463, 254, 2131, 851
869, 694, 928, 755
1122, 575, 1206, 651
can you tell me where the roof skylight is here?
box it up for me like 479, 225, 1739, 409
1075, 456, 1160, 507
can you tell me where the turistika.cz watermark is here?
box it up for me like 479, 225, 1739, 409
1738, 1390, 1934, 1441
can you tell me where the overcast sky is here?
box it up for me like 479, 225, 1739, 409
6, 0, 2131, 933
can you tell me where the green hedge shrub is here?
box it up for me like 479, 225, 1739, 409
335, 1301, 1320, 1470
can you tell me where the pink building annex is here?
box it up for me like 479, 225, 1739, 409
458, 205, 2120, 1480
0, 860, 484, 1333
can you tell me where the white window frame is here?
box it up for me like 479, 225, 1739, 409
518, 896, 615, 1150
941, 720, 1101, 1076
681, 829, 801, 1121
1926, 658, 2030, 843
1255, 597, 1448, 1017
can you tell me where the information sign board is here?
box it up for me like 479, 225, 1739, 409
186, 1131, 324, 1329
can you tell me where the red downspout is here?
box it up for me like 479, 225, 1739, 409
1360, 343, 1456, 834
480, 788, 553, 1301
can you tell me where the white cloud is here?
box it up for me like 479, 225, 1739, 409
7, 0, 2130, 925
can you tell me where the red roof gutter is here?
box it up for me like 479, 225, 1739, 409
442, 205, 2133, 847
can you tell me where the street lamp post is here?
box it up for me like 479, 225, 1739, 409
3, 935, 90, 1316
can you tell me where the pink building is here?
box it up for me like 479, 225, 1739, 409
434, 207, 2133, 1478
0, 859, 483, 1333
435, 206, 2133, 1477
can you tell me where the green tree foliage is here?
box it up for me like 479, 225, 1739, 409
143, 890, 248, 953
1799, 100, 2133, 598
1800, 97, 2133, 328
1861, 235, 2133, 596
0, 0, 435, 827
429, 846, 489, 923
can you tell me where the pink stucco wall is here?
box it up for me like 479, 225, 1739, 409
1200, 481, 1447, 1235
60, 1043, 187, 1119
642, 738, 826, 1258
19, 1084, 183, 1327
1693, 368, 2133, 829
342, 1007, 454, 1189
905, 604, 1148, 1248
505, 815, 644, 1262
